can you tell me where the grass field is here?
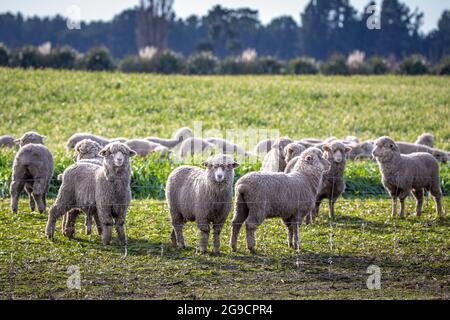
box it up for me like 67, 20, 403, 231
0, 68, 449, 300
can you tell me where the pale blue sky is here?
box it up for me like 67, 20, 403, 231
0, 0, 448, 32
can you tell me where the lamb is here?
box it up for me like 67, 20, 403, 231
178, 137, 216, 160
253, 139, 274, 156
147, 127, 193, 149
206, 138, 248, 156
45, 142, 137, 249
347, 140, 374, 160
284, 143, 306, 165
0, 135, 16, 148
396, 142, 449, 163
372, 137, 443, 218
166, 154, 239, 254
261, 137, 293, 172
10, 132, 54, 214
415, 133, 434, 148
66, 133, 111, 150
311, 142, 352, 222
125, 139, 165, 157
231, 148, 330, 254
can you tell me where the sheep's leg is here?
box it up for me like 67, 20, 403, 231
284, 220, 294, 248
328, 199, 336, 220
412, 189, 424, 217
85, 213, 93, 236
430, 184, 443, 217
291, 222, 300, 251
114, 215, 127, 247
31, 179, 46, 214
399, 195, 407, 219
92, 209, 102, 236
46, 204, 69, 240
245, 217, 261, 255
61, 213, 67, 234
391, 197, 398, 218
170, 229, 177, 246
98, 207, 113, 245
212, 223, 224, 254
25, 185, 36, 213
197, 220, 210, 254
10, 179, 25, 214
63, 209, 80, 239
230, 195, 249, 252
171, 214, 185, 248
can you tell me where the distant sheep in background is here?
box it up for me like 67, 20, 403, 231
284, 143, 306, 165
372, 137, 443, 218
261, 137, 293, 172
125, 139, 164, 157
178, 138, 216, 160
0, 135, 16, 148
66, 133, 111, 150
74, 139, 103, 162
396, 142, 449, 163
206, 138, 248, 156
253, 139, 274, 156
346, 140, 374, 160
415, 133, 434, 148
10, 132, 54, 214
147, 127, 193, 149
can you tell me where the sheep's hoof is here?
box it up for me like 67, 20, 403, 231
248, 247, 257, 255
230, 244, 237, 252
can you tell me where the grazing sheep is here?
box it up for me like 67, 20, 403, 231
345, 136, 360, 144
110, 137, 128, 143
74, 139, 102, 162
284, 143, 306, 165
45, 142, 136, 249
311, 142, 352, 221
0, 135, 16, 148
178, 138, 216, 160
372, 137, 443, 218
206, 138, 248, 156
415, 133, 434, 148
66, 133, 111, 150
231, 148, 330, 254
261, 137, 293, 172
396, 142, 449, 163
147, 127, 194, 149
166, 154, 239, 254
347, 140, 374, 160
10, 132, 54, 214
253, 139, 274, 156
125, 139, 164, 157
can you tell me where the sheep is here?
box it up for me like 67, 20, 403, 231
73, 139, 103, 162
231, 148, 330, 254
166, 154, 239, 254
0, 135, 16, 148
311, 142, 352, 221
66, 133, 111, 150
347, 140, 374, 160
10, 132, 54, 214
45, 142, 137, 249
178, 137, 216, 160
415, 133, 434, 148
284, 143, 306, 165
125, 139, 164, 157
261, 137, 293, 172
396, 142, 449, 163
253, 139, 274, 156
372, 137, 443, 218
147, 127, 193, 149
206, 138, 248, 156
110, 137, 128, 143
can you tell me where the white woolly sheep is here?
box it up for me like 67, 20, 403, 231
231, 148, 330, 254
261, 137, 293, 172
166, 154, 239, 254
10, 132, 54, 214
178, 137, 216, 160
372, 137, 443, 218
46, 142, 137, 249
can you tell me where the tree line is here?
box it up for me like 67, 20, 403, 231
0, 0, 449, 62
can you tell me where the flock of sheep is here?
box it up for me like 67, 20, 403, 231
0, 128, 447, 254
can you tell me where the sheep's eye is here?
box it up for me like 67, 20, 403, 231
306, 156, 312, 161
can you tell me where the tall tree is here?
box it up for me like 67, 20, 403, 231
136, 0, 174, 51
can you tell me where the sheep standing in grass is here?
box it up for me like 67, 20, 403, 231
166, 154, 239, 254
10, 132, 54, 214
147, 127, 193, 149
0, 135, 16, 148
125, 139, 165, 157
396, 142, 449, 163
231, 148, 329, 254
253, 139, 274, 156
372, 137, 443, 218
66, 133, 111, 150
178, 137, 216, 160
347, 140, 374, 160
46, 142, 136, 248
261, 137, 293, 172
206, 138, 248, 156
415, 133, 434, 148
311, 142, 352, 222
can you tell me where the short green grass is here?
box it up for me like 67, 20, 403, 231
0, 68, 449, 300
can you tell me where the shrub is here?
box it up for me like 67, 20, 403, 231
322, 54, 350, 75
289, 57, 318, 75
435, 56, 450, 75
84, 47, 115, 71
119, 56, 155, 73
153, 50, 185, 74
367, 56, 390, 75
10, 46, 44, 69
49, 46, 77, 69
219, 57, 262, 75
398, 55, 429, 75
258, 56, 284, 74
187, 52, 219, 75
0, 43, 9, 66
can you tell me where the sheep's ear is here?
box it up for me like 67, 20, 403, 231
323, 144, 331, 152
232, 162, 240, 169
98, 147, 110, 158
201, 161, 209, 168
287, 147, 294, 155
129, 149, 137, 157
345, 146, 352, 154
14, 139, 21, 145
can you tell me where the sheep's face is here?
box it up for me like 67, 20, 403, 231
432, 150, 449, 163
203, 155, 239, 184
16, 132, 45, 147
372, 137, 399, 161
284, 143, 306, 163
296, 148, 330, 173
99, 142, 137, 169
273, 138, 293, 156
323, 142, 352, 164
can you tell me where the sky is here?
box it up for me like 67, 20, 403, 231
0, 0, 448, 33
